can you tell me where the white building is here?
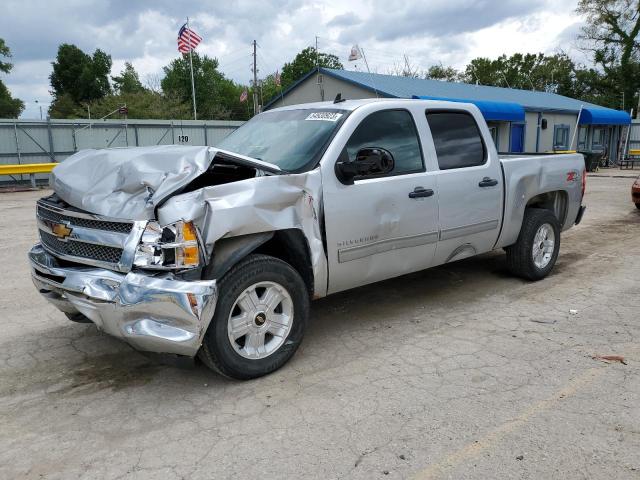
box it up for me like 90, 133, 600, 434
266, 68, 632, 163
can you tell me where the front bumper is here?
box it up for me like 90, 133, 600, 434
28, 244, 217, 357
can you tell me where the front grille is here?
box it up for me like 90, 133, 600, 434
37, 205, 132, 234
40, 231, 123, 264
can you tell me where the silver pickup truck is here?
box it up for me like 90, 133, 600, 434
29, 99, 586, 379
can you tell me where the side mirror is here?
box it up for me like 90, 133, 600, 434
335, 147, 395, 184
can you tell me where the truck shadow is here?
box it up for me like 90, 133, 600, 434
12, 211, 632, 394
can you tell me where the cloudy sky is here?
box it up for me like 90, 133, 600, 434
1, 0, 587, 119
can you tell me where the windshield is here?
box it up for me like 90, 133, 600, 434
217, 109, 348, 172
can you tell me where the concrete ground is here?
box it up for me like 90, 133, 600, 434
0, 174, 639, 480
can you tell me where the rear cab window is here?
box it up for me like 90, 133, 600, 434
426, 111, 486, 170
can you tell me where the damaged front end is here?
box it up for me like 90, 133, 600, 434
30, 145, 327, 357
29, 244, 217, 356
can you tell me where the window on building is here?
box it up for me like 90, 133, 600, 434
345, 109, 423, 175
487, 124, 499, 150
553, 125, 570, 150
577, 127, 588, 150
426, 111, 486, 170
591, 127, 606, 150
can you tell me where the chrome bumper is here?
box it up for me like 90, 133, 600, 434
28, 244, 217, 357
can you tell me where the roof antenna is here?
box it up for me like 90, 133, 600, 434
334, 93, 346, 103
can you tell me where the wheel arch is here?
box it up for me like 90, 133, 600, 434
497, 188, 569, 249
525, 190, 569, 227
204, 229, 314, 298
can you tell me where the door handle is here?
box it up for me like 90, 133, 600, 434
478, 177, 498, 187
408, 186, 434, 198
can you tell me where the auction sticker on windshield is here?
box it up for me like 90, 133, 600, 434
305, 112, 343, 122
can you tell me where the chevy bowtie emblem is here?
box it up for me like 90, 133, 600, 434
51, 222, 72, 239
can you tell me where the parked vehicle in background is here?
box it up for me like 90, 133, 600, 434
633, 175, 640, 209
29, 99, 587, 379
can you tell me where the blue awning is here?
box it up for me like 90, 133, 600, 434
578, 107, 631, 125
412, 95, 525, 122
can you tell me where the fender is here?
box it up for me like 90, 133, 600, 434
204, 232, 274, 280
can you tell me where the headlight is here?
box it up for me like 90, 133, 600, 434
134, 220, 201, 269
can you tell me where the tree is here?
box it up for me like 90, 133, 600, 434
280, 47, 343, 89
577, 0, 640, 110
161, 52, 248, 120
112, 62, 144, 94
425, 64, 461, 82
0, 38, 24, 118
0, 81, 24, 118
0, 38, 13, 74
69, 90, 191, 120
49, 44, 112, 117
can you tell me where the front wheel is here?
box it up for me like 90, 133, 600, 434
506, 208, 561, 281
198, 254, 309, 380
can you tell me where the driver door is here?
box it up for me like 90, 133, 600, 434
322, 108, 439, 294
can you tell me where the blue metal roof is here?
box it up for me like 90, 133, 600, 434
264, 68, 631, 125
412, 95, 525, 122
579, 107, 631, 125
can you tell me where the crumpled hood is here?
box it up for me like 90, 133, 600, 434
51, 145, 278, 220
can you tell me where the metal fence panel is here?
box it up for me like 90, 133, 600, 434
0, 118, 243, 169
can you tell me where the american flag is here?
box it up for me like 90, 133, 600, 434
177, 23, 202, 53
239, 90, 248, 102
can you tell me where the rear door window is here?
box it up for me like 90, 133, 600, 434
426, 111, 486, 170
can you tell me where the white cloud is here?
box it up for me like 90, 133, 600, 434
0, 0, 586, 119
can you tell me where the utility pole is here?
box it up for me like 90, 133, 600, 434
315, 36, 319, 68
252, 40, 259, 115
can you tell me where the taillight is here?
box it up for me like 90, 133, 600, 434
581, 169, 586, 198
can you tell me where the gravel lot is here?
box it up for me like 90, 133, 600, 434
1, 173, 639, 480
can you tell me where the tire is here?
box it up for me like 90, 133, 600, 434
198, 254, 309, 380
506, 208, 561, 281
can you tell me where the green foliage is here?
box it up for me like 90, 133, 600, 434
259, 72, 283, 109
425, 64, 461, 82
49, 44, 112, 106
0, 38, 12, 74
577, 0, 640, 109
69, 90, 191, 120
48, 93, 79, 119
0, 80, 24, 118
280, 47, 343, 89
0, 38, 24, 118
456, 52, 618, 106
161, 52, 249, 120
112, 62, 144, 94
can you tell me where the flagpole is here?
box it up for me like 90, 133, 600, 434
187, 17, 197, 120
359, 47, 379, 99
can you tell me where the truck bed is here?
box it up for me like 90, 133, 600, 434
495, 152, 585, 249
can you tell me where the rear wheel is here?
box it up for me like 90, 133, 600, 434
506, 208, 561, 281
198, 254, 309, 380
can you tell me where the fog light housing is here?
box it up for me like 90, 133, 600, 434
134, 220, 201, 269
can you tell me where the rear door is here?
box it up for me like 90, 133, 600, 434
424, 109, 503, 265
322, 107, 439, 294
